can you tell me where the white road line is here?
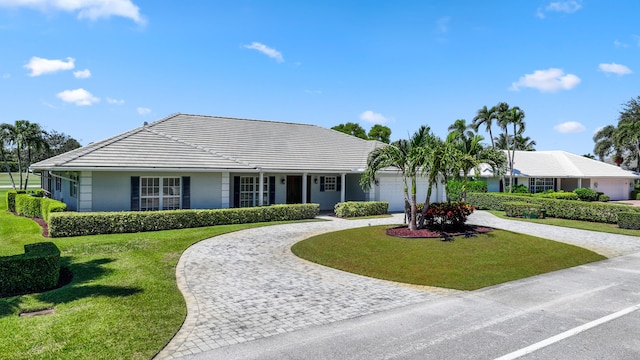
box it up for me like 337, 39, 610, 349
494, 303, 640, 360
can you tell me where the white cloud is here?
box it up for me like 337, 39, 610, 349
554, 121, 585, 133
537, 1, 582, 18
137, 107, 151, 115
106, 97, 124, 105
614, 40, 630, 48
73, 69, 91, 78
244, 42, 284, 63
57, 88, 99, 106
360, 110, 389, 124
0, 0, 145, 24
24, 56, 74, 76
598, 62, 632, 75
510, 68, 581, 92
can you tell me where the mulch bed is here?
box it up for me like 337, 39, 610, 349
386, 225, 492, 239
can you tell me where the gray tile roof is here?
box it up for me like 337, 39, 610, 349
31, 114, 382, 172
478, 150, 640, 178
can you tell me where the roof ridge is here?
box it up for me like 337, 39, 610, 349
176, 113, 338, 129
143, 127, 254, 168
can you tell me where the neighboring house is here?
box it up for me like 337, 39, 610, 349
30, 113, 439, 212
476, 150, 640, 200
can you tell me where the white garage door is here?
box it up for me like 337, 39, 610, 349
378, 175, 435, 212
595, 178, 628, 201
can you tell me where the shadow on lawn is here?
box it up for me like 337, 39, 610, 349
0, 257, 142, 317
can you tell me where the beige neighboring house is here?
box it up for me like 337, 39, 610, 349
30, 113, 440, 212
476, 150, 640, 200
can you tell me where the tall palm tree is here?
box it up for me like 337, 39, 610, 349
494, 134, 536, 151
0, 123, 17, 190
447, 119, 474, 143
361, 126, 432, 230
497, 104, 525, 192
472, 105, 498, 148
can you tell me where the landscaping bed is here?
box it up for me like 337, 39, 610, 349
386, 225, 492, 238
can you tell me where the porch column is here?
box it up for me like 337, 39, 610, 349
221, 172, 230, 208
340, 173, 346, 203
258, 171, 264, 206
302, 173, 308, 204
577, 178, 582, 188
78, 171, 92, 212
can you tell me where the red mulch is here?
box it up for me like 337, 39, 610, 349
386, 225, 492, 239
12, 212, 49, 237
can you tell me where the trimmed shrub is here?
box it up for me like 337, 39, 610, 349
334, 201, 388, 218
618, 212, 640, 230
598, 194, 610, 202
6, 190, 27, 213
41, 198, 67, 222
631, 190, 640, 200
503, 201, 544, 218
468, 192, 640, 224
48, 204, 320, 237
13, 193, 66, 221
0, 242, 60, 297
447, 181, 488, 202
422, 202, 474, 229
534, 191, 579, 201
505, 184, 529, 194
573, 188, 598, 201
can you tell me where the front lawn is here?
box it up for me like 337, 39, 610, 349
291, 225, 606, 291
487, 210, 640, 236
0, 191, 299, 359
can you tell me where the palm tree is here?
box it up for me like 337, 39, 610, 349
447, 119, 474, 142
361, 126, 432, 230
0, 123, 17, 190
494, 134, 536, 151
472, 105, 498, 148
614, 119, 640, 171
497, 104, 525, 192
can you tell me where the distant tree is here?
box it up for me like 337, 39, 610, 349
34, 130, 82, 162
331, 122, 368, 140
582, 153, 596, 159
0, 123, 17, 188
593, 96, 640, 171
367, 124, 391, 143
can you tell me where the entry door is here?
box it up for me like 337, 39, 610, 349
286, 176, 311, 204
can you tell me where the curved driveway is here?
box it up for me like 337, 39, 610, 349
156, 211, 640, 359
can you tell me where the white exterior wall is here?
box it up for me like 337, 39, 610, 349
376, 173, 441, 212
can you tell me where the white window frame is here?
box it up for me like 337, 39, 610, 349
529, 177, 554, 193
239, 176, 270, 207
55, 177, 62, 192
140, 177, 181, 211
324, 176, 337, 191
69, 174, 79, 197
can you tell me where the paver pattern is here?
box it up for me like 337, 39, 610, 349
157, 211, 640, 359
156, 214, 459, 359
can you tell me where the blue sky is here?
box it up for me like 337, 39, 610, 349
0, 1, 638, 156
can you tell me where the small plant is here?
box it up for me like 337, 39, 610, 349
422, 202, 474, 229
506, 184, 529, 194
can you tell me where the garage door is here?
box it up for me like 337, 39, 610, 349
378, 175, 435, 212
595, 179, 628, 201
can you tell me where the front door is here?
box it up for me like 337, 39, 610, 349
286, 176, 311, 204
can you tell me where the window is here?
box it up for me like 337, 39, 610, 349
323, 176, 337, 191
140, 177, 180, 211
239, 176, 270, 207
529, 178, 554, 193
55, 177, 62, 192
70, 174, 79, 197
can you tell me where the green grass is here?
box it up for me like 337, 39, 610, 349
487, 210, 640, 236
0, 172, 40, 187
0, 190, 304, 359
291, 225, 606, 291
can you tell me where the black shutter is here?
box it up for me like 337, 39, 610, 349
131, 176, 140, 211
337, 176, 342, 191
182, 176, 191, 209
554, 178, 558, 191
233, 176, 240, 208
269, 176, 275, 205
320, 176, 325, 192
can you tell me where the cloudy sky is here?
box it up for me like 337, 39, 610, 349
0, 0, 638, 156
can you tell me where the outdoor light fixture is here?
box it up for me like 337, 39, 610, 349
314, 177, 318, 184
281, 177, 286, 184
374, 179, 380, 186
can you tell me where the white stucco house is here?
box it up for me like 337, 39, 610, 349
476, 150, 640, 200
30, 113, 440, 213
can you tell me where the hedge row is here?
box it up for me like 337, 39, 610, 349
467, 192, 640, 224
618, 212, 640, 230
48, 203, 320, 237
0, 242, 60, 297
447, 180, 488, 202
334, 201, 388, 218
14, 194, 67, 221
6, 190, 46, 213
503, 201, 543, 218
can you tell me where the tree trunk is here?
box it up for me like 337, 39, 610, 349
0, 149, 17, 190
408, 177, 417, 231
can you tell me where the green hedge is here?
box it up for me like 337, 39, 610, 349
534, 191, 579, 201
503, 201, 543, 218
334, 201, 388, 218
468, 192, 640, 224
631, 190, 640, 200
447, 181, 488, 202
618, 212, 640, 230
6, 190, 46, 213
0, 242, 60, 297
48, 204, 320, 237
0, 162, 19, 172
13, 193, 66, 221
